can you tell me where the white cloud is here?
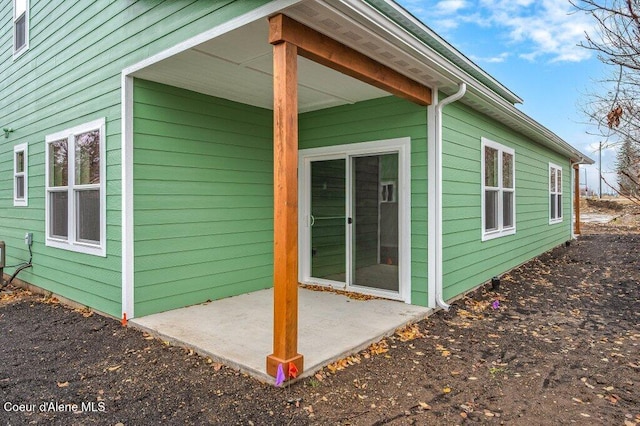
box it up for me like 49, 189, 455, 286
435, 0, 468, 14
399, 0, 596, 63
469, 52, 510, 63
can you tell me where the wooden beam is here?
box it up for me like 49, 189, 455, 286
573, 163, 581, 235
269, 14, 432, 106
266, 40, 304, 379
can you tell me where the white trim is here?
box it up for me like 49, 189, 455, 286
13, 0, 29, 59
549, 162, 563, 224
45, 118, 106, 257
427, 90, 437, 309
13, 143, 28, 207
571, 164, 576, 238
481, 137, 516, 241
121, 75, 134, 319
298, 138, 412, 304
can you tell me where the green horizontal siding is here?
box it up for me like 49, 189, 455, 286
0, 0, 269, 317
441, 101, 572, 300
133, 79, 273, 316
300, 96, 429, 306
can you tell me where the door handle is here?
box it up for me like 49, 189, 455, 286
347, 217, 352, 224
310, 215, 315, 227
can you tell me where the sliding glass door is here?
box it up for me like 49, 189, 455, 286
301, 144, 405, 298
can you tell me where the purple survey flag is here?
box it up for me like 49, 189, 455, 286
275, 363, 285, 386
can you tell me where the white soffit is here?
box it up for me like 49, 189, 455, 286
131, 17, 390, 113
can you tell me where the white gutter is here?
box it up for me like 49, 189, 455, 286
431, 83, 466, 311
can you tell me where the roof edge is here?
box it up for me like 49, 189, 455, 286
365, 0, 523, 105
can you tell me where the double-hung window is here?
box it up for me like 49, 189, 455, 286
549, 163, 563, 223
482, 138, 515, 240
45, 119, 106, 256
14, 143, 28, 206
13, 0, 29, 57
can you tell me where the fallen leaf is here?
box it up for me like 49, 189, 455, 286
443, 387, 451, 394
57, 381, 69, 388
418, 402, 431, 410
107, 365, 121, 372
395, 324, 424, 342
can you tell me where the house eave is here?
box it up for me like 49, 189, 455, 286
362, 0, 523, 105
319, 0, 593, 164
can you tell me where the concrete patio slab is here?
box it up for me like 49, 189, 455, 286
130, 288, 431, 383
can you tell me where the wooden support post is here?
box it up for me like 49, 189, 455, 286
266, 39, 304, 379
574, 163, 581, 235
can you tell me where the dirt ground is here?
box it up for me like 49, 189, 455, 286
1, 199, 639, 425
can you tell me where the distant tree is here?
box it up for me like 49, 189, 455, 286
616, 137, 640, 197
571, 0, 640, 145
572, 0, 640, 203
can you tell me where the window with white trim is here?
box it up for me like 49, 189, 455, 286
13, 0, 29, 57
481, 138, 515, 240
45, 119, 106, 256
14, 143, 28, 206
549, 163, 563, 224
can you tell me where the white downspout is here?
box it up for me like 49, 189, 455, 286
432, 83, 466, 310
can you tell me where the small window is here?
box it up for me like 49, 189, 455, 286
549, 163, 563, 224
14, 143, 28, 206
13, 0, 29, 57
481, 138, 515, 240
45, 119, 106, 256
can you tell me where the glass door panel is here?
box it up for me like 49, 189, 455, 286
310, 159, 346, 282
352, 154, 399, 292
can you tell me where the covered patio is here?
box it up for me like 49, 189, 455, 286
131, 287, 430, 382
122, 0, 470, 382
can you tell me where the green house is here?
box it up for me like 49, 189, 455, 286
1, 0, 592, 377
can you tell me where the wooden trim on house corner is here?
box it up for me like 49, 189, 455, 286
268, 14, 432, 106
573, 163, 581, 235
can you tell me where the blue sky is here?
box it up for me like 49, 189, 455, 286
395, 0, 614, 194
